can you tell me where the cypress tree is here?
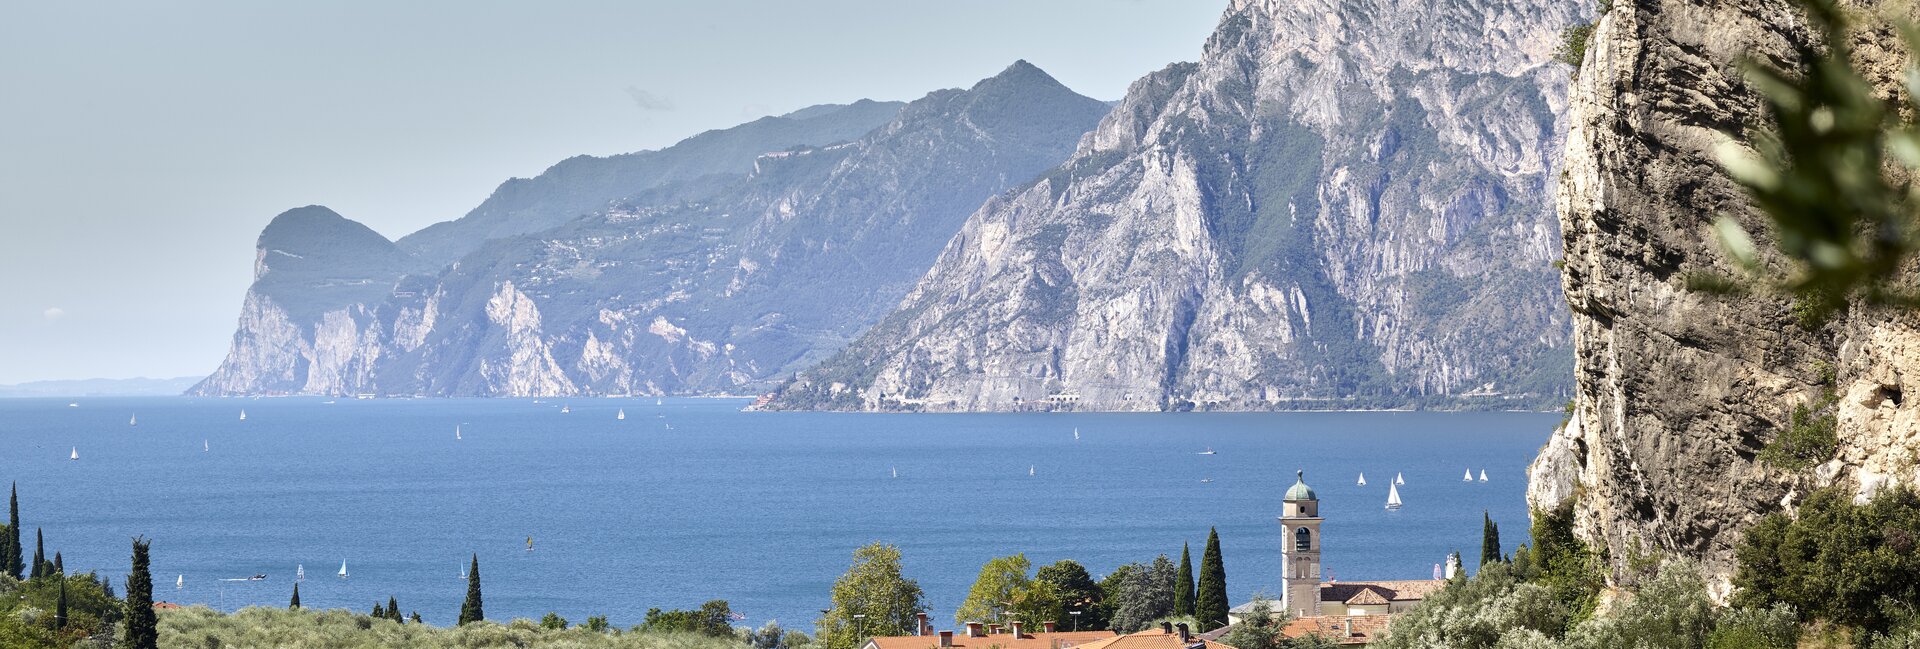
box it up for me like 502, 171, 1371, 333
123, 537, 157, 649
30, 528, 45, 579
1194, 528, 1229, 630
56, 577, 68, 629
459, 554, 483, 625
372, 602, 385, 618
290, 583, 300, 609
1173, 542, 1195, 616
5, 483, 21, 580
1481, 512, 1502, 566
388, 596, 402, 622
52, 552, 61, 575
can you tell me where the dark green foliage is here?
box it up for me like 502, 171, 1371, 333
1733, 486, 1920, 634
289, 583, 299, 609
1036, 560, 1106, 630
51, 552, 61, 576
388, 596, 403, 622
642, 600, 735, 637
1108, 556, 1176, 632
411, 611, 422, 624
585, 615, 610, 632
459, 554, 483, 625
1529, 499, 1604, 623
29, 528, 44, 580
5, 483, 21, 580
123, 537, 157, 649
372, 602, 385, 618
1757, 396, 1838, 470
56, 578, 67, 629
542, 612, 569, 630
815, 543, 925, 649
1372, 562, 1569, 648
1481, 513, 1502, 566
1195, 529, 1229, 631
1557, 24, 1596, 70
1219, 597, 1341, 649
1174, 544, 1195, 617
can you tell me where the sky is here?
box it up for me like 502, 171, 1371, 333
0, 1, 1225, 385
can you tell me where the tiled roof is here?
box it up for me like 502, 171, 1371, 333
1070, 629, 1238, 649
1319, 579, 1446, 603
1342, 588, 1390, 606
1279, 616, 1392, 645
866, 630, 1116, 649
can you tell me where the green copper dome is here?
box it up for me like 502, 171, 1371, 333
1285, 470, 1317, 501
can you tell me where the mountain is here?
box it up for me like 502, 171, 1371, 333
766, 0, 1583, 412
1527, 0, 1920, 592
194, 63, 1111, 397
0, 377, 201, 398
397, 100, 906, 264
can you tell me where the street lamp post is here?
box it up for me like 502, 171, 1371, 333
1069, 610, 1081, 632
853, 613, 866, 644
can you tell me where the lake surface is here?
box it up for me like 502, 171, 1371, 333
0, 397, 1555, 630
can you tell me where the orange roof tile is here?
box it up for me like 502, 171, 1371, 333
1070, 629, 1238, 649
866, 630, 1116, 649
1279, 615, 1392, 645
1319, 579, 1446, 604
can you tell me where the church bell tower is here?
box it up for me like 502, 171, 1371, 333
1279, 470, 1323, 618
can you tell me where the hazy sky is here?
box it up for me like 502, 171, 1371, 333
0, 1, 1224, 384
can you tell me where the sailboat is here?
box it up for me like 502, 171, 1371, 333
560, 404, 570, 414
176, 575, 183, 590
1357, 473, 1367, 486
1029, 465, 1036, 477
461, 562, 468, 580
656, 398, 663, 406
1395, 472, 1405, 485
239, 409, 247, 421
296, 564, 305, 582
1200, 477, 1214, 483
129, 414, 136, 426
1463, 469, 1473, 481
67, 402, 77, 408
455, 425, 462, 440
1385, 483, 1403, 510
891, 467, 898, 479
337, 560, 347, 578
1479, 469, 1488, 482
617, 408, 626, 420
69, 447, 77, 461
1073, 427, 1080, 440
1198, 447, 1217, 455
526, 536, 534, 552
203, 439, 208, 452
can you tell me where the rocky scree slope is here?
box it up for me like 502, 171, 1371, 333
770, 0, 1584, 412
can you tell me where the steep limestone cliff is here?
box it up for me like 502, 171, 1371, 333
1527, 0, 1920, 595
771, 0, 1583, 412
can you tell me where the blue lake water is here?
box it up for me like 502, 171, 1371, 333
0, 397, 1554, 630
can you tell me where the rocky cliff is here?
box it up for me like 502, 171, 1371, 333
1525, 0, 1920, 596
769, 0, 1583, 412
195, 64, 1110, 397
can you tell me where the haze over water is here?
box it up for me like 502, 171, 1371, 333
0, 398, 1552, 629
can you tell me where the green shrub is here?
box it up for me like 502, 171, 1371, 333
1705, 604, 1800, 649
1757, 398, 1838, 469
1733, 486, 1920, 634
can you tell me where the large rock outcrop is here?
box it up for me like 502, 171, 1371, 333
769, 0, 1583, 411
1527, 0, 1920, 595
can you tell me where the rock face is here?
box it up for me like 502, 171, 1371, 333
1526, 0, 1920, 595
194, 64, 1110, 397
769, 0, 1582, 412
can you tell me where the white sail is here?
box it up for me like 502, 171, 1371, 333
176, 575, 183, 589
1029, 465, 1036, 476
338, 560, 347, 578
1073, 428, 1080, 440
561, 404, 570, 414
297, 564, 304, 581
69, 447, 77, 461
1395, 472, 1405, 485
617, 409, 626, 420
1357, 473, 1367, 486
656, 398, 662, 406
203, 439, 208, 452
891, 467, 898, 479
1386, 483, 1403, 510
455, 425, 462, 440
129, 415, 136, 426
239, 410, 246, 421
1463, 469, 1473, 481
1479, 470, 1488, 482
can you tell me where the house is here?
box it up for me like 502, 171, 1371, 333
862, 615, 1115, 649
1072, 623, 1236, 649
